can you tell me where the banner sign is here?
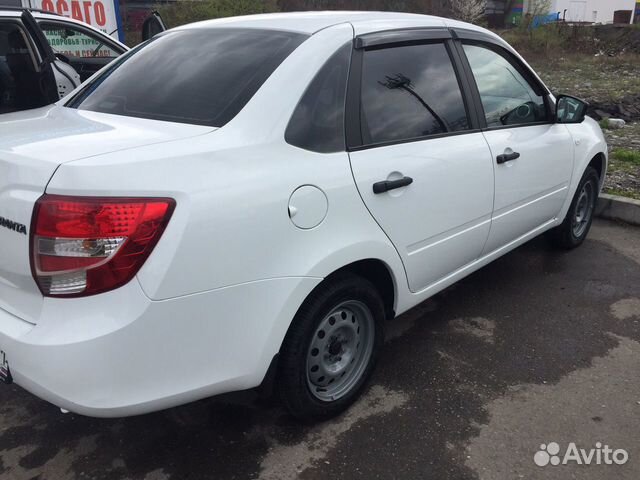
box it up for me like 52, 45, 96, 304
27, 0, 123, 42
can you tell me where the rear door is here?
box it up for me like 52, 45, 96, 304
38, 19, 126, 82
347, 30, 495, 293
457, 35, 574, 254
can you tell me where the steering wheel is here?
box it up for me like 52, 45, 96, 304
500, 101, 536, 125
515, 103, 532, 119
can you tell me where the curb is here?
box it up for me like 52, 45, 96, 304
596, 194, 640, 226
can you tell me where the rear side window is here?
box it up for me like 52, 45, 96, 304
285, 42, 351, 153
69, 29, 307, 127
462, 43, 549, 127
360, 42, 469, 146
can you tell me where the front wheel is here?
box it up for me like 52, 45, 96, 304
278, 273, 384, 420
549, 166, 600, 249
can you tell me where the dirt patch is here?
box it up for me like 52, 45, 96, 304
589, 96, 640, 123
529, 54, 640, 105
592, 24, 640, 56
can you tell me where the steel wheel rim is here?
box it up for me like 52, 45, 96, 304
572, 181, 594, 238
305, 300, 375, 402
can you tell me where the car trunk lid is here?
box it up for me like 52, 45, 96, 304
0, 106, 214, 323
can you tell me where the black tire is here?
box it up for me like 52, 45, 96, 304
278, 273, 385, 420
548, 166, 600, 249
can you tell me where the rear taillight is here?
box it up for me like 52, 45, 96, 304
31, 195, 175, 297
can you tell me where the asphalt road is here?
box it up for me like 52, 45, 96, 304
1, 219, 639, 480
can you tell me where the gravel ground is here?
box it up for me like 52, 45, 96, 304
529, 54, 640, 105
530, 54, 640, 199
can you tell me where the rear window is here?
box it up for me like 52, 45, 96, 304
68, 28, 307, 127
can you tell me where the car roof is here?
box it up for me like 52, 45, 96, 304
0, 8, 59, 18
0, 8, 25, 17
175, 11, 489, 37
173, 11, 537, 89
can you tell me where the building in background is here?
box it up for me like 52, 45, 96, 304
505, 1, 525, 25
537, 0, 636, 24
488, 0, 636, 26
486, 0, 511, 27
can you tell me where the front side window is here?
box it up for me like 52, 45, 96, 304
69, 29, 307, 127
463, 43, 549, 127
40, 21, 122, 59
360, 42, 469, 146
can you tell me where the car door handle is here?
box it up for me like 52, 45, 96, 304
373, 176, 413, 194
496, 151, 520, 164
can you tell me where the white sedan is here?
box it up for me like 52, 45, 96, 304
0, 11, 607, 420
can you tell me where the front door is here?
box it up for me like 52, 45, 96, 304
0, 13, 57, 113
38, 20, 126, 82
460, 41, 574, 254
348, 36, 495, 293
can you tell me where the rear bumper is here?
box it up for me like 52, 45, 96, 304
0, 276, 320, 417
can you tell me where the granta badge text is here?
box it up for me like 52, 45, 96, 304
0, 215, 27, 235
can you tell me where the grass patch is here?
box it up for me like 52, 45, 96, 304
612, 148, 640, 165
600, 118, 610, 130
501, 27, 560, 55
603, 187, 640, 201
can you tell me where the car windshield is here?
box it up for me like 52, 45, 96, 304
68, 28, 307, 127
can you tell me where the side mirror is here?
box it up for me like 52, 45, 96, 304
59, 29, 75, 40
555, 94, 588, 124
54, 52, 70, 64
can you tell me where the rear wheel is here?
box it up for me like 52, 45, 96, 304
278, 273, 384, 420
549, 166, 599, 249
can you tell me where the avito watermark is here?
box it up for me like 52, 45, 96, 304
534, 442, 629, 467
